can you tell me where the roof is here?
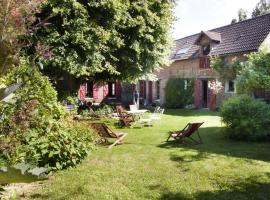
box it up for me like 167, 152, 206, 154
172, 13, 270, 61
194, 31, 221, 45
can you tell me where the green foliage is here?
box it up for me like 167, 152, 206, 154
252, 0, 270, 18
0, 63, 67, 132
27, 0, 175, 81
221, 95, 270, 141
59, 92, 77, 105
17, 120, 95, 171
236, 51, 270, 94
0, 0, 42, 75
210, 55, 243, 80
0, 63, 95, 171
238, 8, 248, 22
165, 78, 194, 108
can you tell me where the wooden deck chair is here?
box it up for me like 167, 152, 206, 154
116, 105, 134, 127
167, 122, 204, 145
90, 123, 128, 148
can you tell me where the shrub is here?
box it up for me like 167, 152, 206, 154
17, 119, 95, 171
220, 95, 270, 141
0, 64, 95, 171
165, 78, 194, 108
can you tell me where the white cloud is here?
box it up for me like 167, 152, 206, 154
172, 0, 259, 39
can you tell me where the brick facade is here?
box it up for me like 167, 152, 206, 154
143, 55, 242, 109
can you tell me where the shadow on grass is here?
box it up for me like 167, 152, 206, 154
145, 174, 270, 200
159, 127, 270, 163
159, 178, 270, 200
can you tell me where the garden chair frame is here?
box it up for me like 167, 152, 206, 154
167, 122, 204, 145
90, 122, 128, 148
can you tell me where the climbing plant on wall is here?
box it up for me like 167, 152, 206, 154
210, 55, 243, 80
165, 78, 194, 108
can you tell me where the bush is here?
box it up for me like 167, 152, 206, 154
221, 95, 270, 141
17, 119, 95, 171
165, 78, 194, 108
0, 64, 95, 171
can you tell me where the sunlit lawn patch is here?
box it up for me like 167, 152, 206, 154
26, 109, 270, 200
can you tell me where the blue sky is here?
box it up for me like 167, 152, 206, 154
172, 0, 259, 39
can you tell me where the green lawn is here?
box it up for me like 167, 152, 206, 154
26, 110, 270, 200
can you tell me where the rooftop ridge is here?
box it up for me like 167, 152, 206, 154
174, 13, 270, 41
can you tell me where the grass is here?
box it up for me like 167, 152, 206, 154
26, 109, 270, 200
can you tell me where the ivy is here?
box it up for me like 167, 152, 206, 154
236, 50, 270, 94
210, 55, 243, 80
165, 78, 194, 108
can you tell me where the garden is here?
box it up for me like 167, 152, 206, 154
2, 109, 270, 200
1, 0, 270, 199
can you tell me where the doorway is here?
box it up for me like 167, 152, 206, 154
202, 80, 208, 108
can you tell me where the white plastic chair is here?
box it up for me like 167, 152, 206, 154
150, 108, 164, 121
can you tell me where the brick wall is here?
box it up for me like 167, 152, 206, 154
153, 54, 245, 107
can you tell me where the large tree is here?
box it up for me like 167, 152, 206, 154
231, 8, 248, 24
27, 0, 175, 81
252, 0, 270, 18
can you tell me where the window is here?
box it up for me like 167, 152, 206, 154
226, 80, 236, 93
86, 82, 93, 97
156, 80, 160, 99
175, 48, 189, 57
202, 44, 211, 55
184, 80, 188, 90
108, 82, 115, 97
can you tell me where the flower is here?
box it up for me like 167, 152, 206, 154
209, 79, 223, 95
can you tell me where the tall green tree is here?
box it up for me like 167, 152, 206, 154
231, 8, 248, 24
236, 50, 270, 94
28, 0, 175, 81
252, 0, 270, 18
238, 8, 248, 21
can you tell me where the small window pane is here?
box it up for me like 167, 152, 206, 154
227, 80, 235, 92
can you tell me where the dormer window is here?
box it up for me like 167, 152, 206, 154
202, 44, 211, 55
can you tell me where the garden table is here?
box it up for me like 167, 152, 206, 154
126, 109, 148, 121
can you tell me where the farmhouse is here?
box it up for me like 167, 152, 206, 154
140, 13, 270, 109
73, 14, 270, 108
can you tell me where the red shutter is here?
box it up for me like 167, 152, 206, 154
115, 82, 121, 101
103, 83, 109, 97
93, 83, 99, 100
208, 80, 217, 110
194, 80, 200, 108
148, 81, 153, 103
78, 84, 86, 101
